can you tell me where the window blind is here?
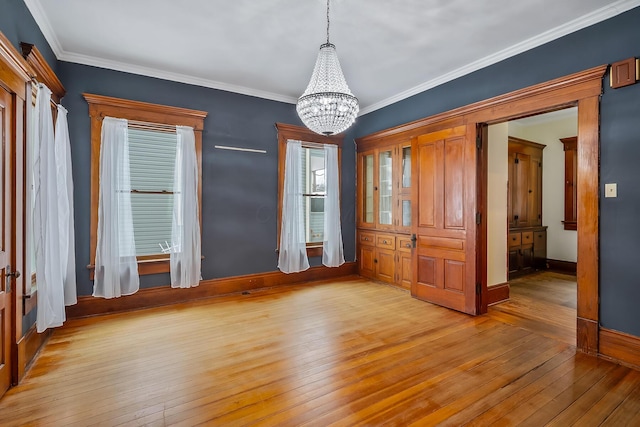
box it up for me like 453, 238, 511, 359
127, 128, 177, 256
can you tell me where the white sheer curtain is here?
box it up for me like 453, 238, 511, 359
278, 140, 309, 273
33, 84, 66, 332
170, 126, 201, 288
93, 117, 140, 298
323, 144, 345, 267
54, 105, 77, 306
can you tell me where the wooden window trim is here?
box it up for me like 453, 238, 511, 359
84, 94, 207, 276
560, 136, 577, 231
275, 123, 342, 256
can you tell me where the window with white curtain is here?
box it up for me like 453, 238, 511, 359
85, 94, 207, 276
275, 123, 342, 258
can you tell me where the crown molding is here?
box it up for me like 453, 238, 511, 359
359, 0, 640, 116
60, 51, 298, 104
22, 0, 64, 56
24, 0, 640, 111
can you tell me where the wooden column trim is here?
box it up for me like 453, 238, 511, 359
576, 97, 600, 319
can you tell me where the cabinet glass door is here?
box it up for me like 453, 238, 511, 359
399, 145, 411, 231
379, 150, 393, 226
402, 146, 411, 189
363, 154, 374, 224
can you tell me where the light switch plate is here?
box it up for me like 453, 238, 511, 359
605, 183, 617, 198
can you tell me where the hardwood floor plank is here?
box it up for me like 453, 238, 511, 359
488, 271, 577, 346
0, 277, 637, 426
600, 382, 640, 426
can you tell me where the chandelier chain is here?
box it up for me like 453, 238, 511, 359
326, 0, 330, 44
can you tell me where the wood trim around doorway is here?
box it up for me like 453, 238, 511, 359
357, 64, 607, 355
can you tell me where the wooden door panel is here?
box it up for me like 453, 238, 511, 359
376, 248, 395, 283
417, 143, 436, 228
359, 245, 375, 278
412, 124, 478, 314
514, 153, 530, 227
397, 251, 412, 289
444, 136, 465, 229
529, 156, 543, 226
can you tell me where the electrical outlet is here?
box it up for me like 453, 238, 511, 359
605, 183, 617, 198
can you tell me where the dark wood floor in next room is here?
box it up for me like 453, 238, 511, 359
0, 274, 638, 426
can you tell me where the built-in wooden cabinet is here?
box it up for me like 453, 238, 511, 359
358, 231, 413, 289
508, 136, 545, 228
356, 139, 413, 288
508, 136, 547, 279
358, 141, 412, 233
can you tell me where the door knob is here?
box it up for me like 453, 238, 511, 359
6, 265, 20, 278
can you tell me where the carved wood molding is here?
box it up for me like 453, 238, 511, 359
20, 42, 65, 102
84, 93, 207, 130
0, 31, 34, 95
356, 64, 608, 145
275, 122, 343, 146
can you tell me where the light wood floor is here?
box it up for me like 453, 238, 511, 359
1, 276, 639, 426
488, 271, 578, 346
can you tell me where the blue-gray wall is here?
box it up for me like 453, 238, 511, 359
0, 0, 56, 71
2, 1, 639, 338
352, 6, 640, 337
58, 62, 357, 295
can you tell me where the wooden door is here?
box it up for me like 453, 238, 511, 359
411, 125, 478, 314
529, 154, 543, 226
0, 87, 12, 397
359, 244, 375, 278
513, 153, 530, 227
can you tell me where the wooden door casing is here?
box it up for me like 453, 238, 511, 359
411, 124, 478, 314
0, 87, 12, 396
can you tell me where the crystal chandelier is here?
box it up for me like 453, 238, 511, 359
297, 0, 359, 136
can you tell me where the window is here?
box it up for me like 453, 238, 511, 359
85, 94, 207, 275
128, 127, 177, 256
276, 123, 342, 257
302, 146, 326, 244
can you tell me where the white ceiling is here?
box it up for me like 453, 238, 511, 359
24, 0, 640, 114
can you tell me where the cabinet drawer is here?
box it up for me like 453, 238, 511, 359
509, 232, 521, 247
522, 231, 534, 245
534, 230, 546, 247
397, 236, 413, 252
376, 233, 395, 249
358, 231, 375, 246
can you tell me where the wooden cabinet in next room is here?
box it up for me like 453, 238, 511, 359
508, 137, 545, 229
